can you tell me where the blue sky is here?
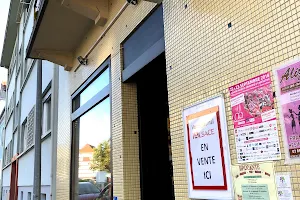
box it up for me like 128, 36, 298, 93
0, 0, 10, 112
79, 98, 110, 148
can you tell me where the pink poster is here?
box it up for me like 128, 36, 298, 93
276, 61, 300, 158
229, 72, 276, 128
229, 73, 281, 163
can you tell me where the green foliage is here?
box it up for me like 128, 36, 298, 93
90, 140, 110, 172
79, 179, 92, 182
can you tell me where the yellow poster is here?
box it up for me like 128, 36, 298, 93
232, 162, 278, 200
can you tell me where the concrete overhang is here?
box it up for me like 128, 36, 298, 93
0, 0, 21, 68
27, 0, 110, 70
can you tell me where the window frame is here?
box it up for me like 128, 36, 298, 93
19, 119, 28, 154
42, 90, 52, 136
4, 147, 8, 166
27, 192, 32, 200
41, 193, 46, 200
4, 141, 13, 166
13, 103, 19, 130
70, 57, 112, 200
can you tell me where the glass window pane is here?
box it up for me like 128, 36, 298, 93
77, 97, 111, 199
27, 192, 31, 200
80, 68, 109, 107
41, 194, 46, 200
47, 99, 51, 131
42, 98, 52, 134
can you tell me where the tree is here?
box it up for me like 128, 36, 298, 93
90, 140, 110, 172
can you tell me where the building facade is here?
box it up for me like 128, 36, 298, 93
0, 109, 6, 187
78, 144, 96, 181
1, 0, 300, 200
0, 0, 67, 199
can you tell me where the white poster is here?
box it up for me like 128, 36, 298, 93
183, 95, 233, 199
235, 120, 281, 163
188, 111, 225, 187
276, 174, 294, 200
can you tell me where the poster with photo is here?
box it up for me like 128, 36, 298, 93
274, 59, 300, 163
229, 72, 281, 163
275, 174, 293, 200
229, 72, 275, 129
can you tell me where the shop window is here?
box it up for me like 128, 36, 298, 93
71, 58, 112, 200
72, 68, 109, 112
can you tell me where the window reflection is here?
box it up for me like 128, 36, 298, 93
80, 68, 109, 107
77, 97, 111, 200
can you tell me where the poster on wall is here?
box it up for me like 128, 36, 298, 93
183, 95, 233, 199
274, 59, 300, 164
232, 162, 278, 200
275, 173, 294, 200
229, 72, 281, 163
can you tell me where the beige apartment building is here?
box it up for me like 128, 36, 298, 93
2, 0, 300, 199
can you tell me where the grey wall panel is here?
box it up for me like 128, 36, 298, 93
122, 5, 164, 80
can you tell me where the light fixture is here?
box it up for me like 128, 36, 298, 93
77, 56, 88, 65
127, 0, 138, 5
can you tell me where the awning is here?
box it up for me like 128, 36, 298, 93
26, 0, 110, 70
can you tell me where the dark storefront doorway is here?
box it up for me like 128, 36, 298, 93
121, 5, 174, 199
133, 53, 175, 200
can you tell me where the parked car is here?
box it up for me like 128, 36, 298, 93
79, 182, 101, 200
98, 183, 111, 200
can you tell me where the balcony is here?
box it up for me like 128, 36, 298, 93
26, 0, 112, 70
0, 0, 21, 68
26, 0, 162, 70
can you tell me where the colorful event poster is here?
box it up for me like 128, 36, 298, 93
229, 72, 275, 128
275, 60, 300, 162
229, 72, 281, 163
232, 162, 278, 200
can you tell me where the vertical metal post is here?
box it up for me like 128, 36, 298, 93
33, 59, 42, 200
50, 64, 59, 199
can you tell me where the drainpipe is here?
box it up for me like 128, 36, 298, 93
33, 59, 42, 200
50, 64, 59, 200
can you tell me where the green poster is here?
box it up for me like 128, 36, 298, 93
242, 184, 270, 200
232, 163, 278, 200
